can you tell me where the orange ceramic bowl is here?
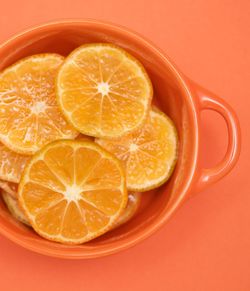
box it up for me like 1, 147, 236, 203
0, 20, 241, 259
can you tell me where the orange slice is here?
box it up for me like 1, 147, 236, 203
0, 180, 18, 198
2, 191, 30, 226
0, 142, 30, 182
0, 54, 78, 155
96, 108, 178, 191
112, 192, 141, 229
56, 43, 153, 138
18, 140, 127, 244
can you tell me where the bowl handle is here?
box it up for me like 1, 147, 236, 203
192, 82, 241, 193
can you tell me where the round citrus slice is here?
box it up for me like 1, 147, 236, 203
18, 140, 127, 244
0, 180, 18, 198
96, 108, 178, 191
56, 43, 153, 138
2, 191, 30, 226
112, 192, 141, 229
0, 54, 78, 155
0, 142, 30, 182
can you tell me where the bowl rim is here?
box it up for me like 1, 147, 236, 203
0, 19, 199, 259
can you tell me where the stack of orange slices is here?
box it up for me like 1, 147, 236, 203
0, 43, 178, 244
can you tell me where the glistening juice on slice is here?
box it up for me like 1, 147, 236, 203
56, 43, 153, 138
18, 140, 128, 244
0, 54, 78, 155
97, 108, 178, 191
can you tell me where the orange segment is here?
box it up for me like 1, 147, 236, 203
0, 142, 30, 182
96, 108, 178, 191
18, 140, 127, 244
0, 180, 18, 198
112, 193, 141, 229
2, 191, 30, 226
22, 183, 64, 216
0, 54, 78, 154
56, 43, 153, 138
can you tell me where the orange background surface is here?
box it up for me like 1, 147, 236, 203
0, 0, 249, 290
